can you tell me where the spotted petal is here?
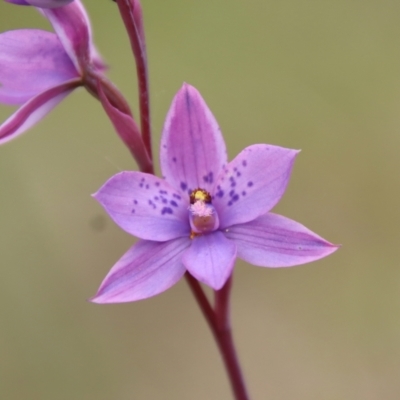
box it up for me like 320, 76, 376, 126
213, 144, 299, 229
91, 238, 190, 303
0, 29, 78, 105
93, 171, 190, 242
160, 83, 228, 195
225, 213, 338, 267
182, 231, 237, 290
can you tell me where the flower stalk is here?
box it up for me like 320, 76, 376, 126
186, 273, 250, 400
115, 0, 152, 159
215, 277, 250, 400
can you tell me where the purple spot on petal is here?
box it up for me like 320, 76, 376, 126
229, 190, 235, 197
162, 198, 168, 204
228, 201, 233, 206
202, 171, 214, 184
236, 171, 241, 177
131, 209, 135, 213
232, 194, 239, 202
242, 160, 247, 167
133, 200, 138, 205
172, 157, 177, 163
247, 181, 253, 187
154, 196, 159, 201
146, 184, 150, 189
180, 182, 187, 191
161, 207, 173, 215
173, 193, 181, 200
155, 182, 160, 187
170, 200, 178, 207
242, 191, 246, 196
216, 190, 224, 198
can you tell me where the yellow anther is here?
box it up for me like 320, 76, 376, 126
190, 188, 211, 204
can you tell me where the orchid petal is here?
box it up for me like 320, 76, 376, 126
0, 79, 80, 144
94, 171, 190, 242
225, 213, 339, 267
41, 0, 96, 73
182, 231, 236, 290
213, 144, 299, 229
0, 29, 78, 105
91, 238, 190, 303
160, 83, 228, 194
5, 0, 74, 7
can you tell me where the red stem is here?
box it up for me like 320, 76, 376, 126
214, 277, 250, 400
115, 0, 152, 160
186, 274, 250, 400
184, 273, 216, 331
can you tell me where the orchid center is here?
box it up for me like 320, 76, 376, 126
188, 188, 219, 235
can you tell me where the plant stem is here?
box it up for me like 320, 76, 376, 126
214, 277, 250, 400
186, 274, 250, 400
184, 273, 216, 331
115, 0, 152, 159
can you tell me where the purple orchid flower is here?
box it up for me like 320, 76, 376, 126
0, 0, 104, 144
91, 84, 338, 303
4, 0, 74, 9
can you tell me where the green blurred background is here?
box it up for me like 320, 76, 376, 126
1, 0, 400, 398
